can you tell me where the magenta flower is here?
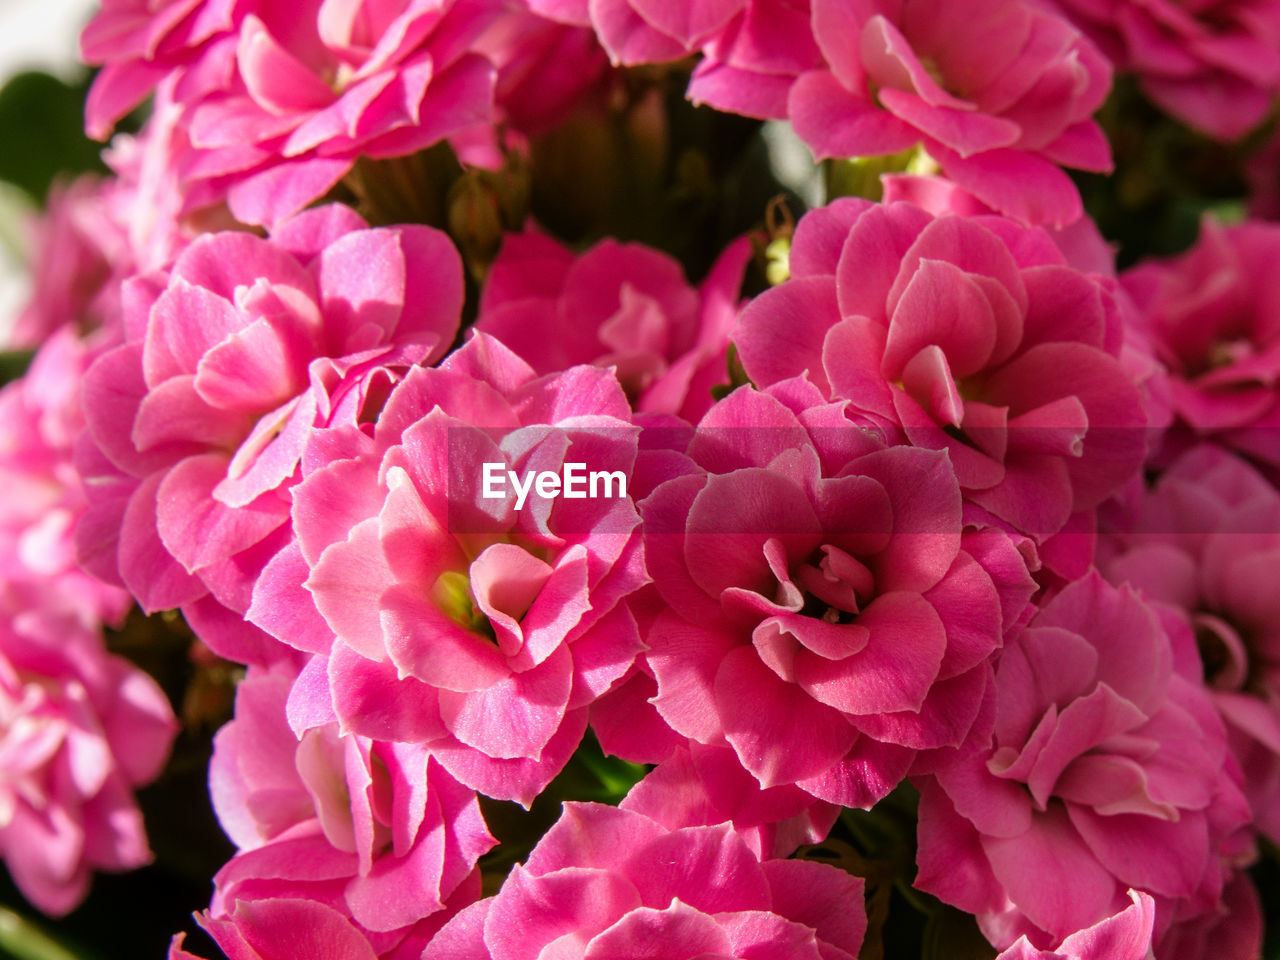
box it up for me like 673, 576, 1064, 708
422, 802, 867, 960
208, 664, 493, 950
1154, 869, 1262, 960
272, 333, 647, 804
915, 573, 1250, 948
1100, 444, 1280, 842
0, 584, 176, 915
476, 4, 612, 138
735, 198, 1147, 553
788, 0, 1112, 226
587, 0, 824, 121
619, 742, 840, 859
996, 890, 1155, 960
0, 330, 131, 628
76, 205, 462, 665
1122, 218, 1280, 470
170, 898, 424, 960
176, 0, 502, 224
632, 379, 1034, 807
476, 231, 752, 421
1048, 0, 1280, 141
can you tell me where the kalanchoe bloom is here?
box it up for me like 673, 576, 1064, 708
208, 665, 493, 953
270, 333, 647, 804
476, 3, 613, 138
618, 742, 840, 859
788, 0, 1113, 226
1046, 0, 1280, 141
0, 583, 176, 916
1122, 218, 1280, 470
622, 379, 1034, 808
734, 198, 1147, 555
915, 573, 1250, 949
422, 802, 867, 959
1154, 869, 1262, 960
585, 0, 825, 121
1099, 444, 1280, 842
0, 329, 130, 628
995, 890, 1155, 960
176, 0, 503, 225
80, 0, 243, 139
170, 899, 413, 960
9, 176, 133, 349
475, 231, 752, 421
76, 204, 462, 665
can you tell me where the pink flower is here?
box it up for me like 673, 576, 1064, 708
0, 329, 131, 628
619, 743, 840, 859
9, 177, 133, 349
476, 4, 612, 137
76, 205, 462, 665
422, 802, 867, 960
207, 664, 493, 951
1122, 218, 1280, 470
915, 573, 1250, 948
996, 889, 1155, 960
271, 333, 647, 804
1099, 444, 1280, 842
734, 198, 1147, 552
788, 0, 1112, 226
587, 0, 825, 121
475, 231, 752, 421
80, 0, 242, 139
178, 0, 502, 225
0, 584, 176, 915
1047, 0, 1280, 140
628, 379, 1034, 807
170, 898, 427, 960
1154, 869, 1262, 960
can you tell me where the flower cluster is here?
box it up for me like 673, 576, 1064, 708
2, 0, 1280, 956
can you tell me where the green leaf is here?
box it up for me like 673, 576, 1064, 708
0, 351, 33, 387
0, 72, 106, 205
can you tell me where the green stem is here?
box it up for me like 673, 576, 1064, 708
0, 907, 85, 960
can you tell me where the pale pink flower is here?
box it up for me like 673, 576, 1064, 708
1122, 218, 1280, 470
207, 664, 493, 951
1099, 444, 1280, 842
0, 586, 176, 916
99, 79, 207, 276
915, 573, 1250, 948
1047, 0, 1280, 140
9, 177, 133, 349
476, 231, 752, 421
270, 333, 647, 804
627, 378, 1034, 807
422, 802, 867, 960
734, 198, 1147, 555
76, 205, 462, 665
789, 0, 1113, 226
